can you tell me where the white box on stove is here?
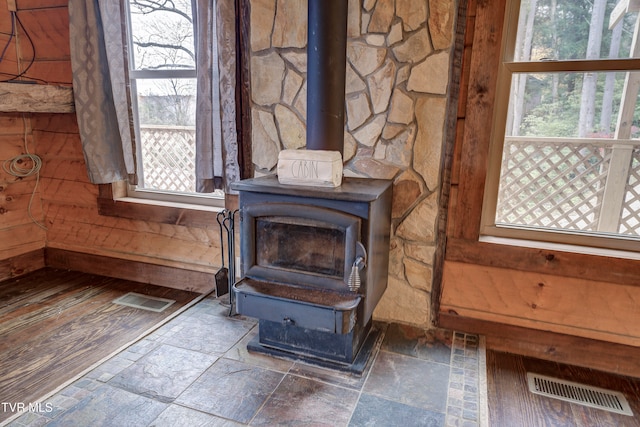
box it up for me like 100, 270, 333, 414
277, 149, 343, 187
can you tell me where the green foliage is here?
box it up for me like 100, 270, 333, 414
522, 86, 581, 137
515, 0, 640, 137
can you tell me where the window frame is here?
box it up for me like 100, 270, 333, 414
98, 0, 252, 224
441, 0, 640, 291
123, 0, 225, 209
478, 0, 640, 255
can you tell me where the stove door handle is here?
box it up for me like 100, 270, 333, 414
348, 242, 367, 292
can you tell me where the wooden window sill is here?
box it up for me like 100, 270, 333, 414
97, 184, 237, 228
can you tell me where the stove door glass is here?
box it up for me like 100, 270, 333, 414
256, 216, 345, 278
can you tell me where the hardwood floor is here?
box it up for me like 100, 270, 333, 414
0, 268, 201, 423
487, 350, 640, 426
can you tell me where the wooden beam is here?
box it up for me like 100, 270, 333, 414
0, 83, 74, 113
440, 259, 640, 346
0, 249, 45, 282
445, 237, 640, 287
45, 248, 215, 295
452, 0, 507, 240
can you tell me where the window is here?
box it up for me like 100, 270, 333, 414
481, 0, 640, 253
124, 0, 224, 207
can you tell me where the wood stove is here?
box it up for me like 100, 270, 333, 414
231, 176, 392, 372
230, 0, 392, 373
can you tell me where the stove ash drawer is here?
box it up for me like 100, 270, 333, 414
233, 279, 360, 334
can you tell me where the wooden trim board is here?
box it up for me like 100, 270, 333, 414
44, 248, 215, 295
439, 313, 640, 378
0, 249, 45, 282
440, 260, 640, 347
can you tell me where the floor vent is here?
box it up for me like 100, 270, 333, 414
113, 292, 176, 313
527, 373, 633, 416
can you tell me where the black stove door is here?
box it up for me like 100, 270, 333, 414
241, 202, 361, 291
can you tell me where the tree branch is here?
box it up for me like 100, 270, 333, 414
131, 0, 192, 23
134, 41, 195, 62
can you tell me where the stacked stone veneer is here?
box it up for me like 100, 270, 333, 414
249, 0, 455, 328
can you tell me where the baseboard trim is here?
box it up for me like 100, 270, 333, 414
438, 313, 640, 378
45, 248, 215, 295
0, 249, 46, 282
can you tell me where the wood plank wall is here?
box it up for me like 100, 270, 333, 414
0, 114, 46, 280
0, 0, 69, 279
0, 1, 220, 291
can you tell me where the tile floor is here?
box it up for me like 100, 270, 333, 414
5, 295, 486, 427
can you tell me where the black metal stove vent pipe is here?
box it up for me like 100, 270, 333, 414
306, 0, 348, 156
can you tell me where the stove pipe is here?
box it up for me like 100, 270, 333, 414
306, 0, 348, 156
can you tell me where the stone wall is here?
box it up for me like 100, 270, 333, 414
249, 0, 455, 328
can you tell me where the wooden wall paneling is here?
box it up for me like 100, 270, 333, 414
45, 204, 220, 270
450, 120, 465, 186
44, 248, 216, 294
47, 202, 219, 246
446, 187, 458, 237
0, 180, 44, 228
439, 313, 640, 378
440, 260, 640, 346
0, 224, 46, 259
445, 238, 640, 287
19, 60, 72, 85
39, 158, 89, 182
237, 0, 253, 179
31, 108, 223, 282
34, 133, 82, 161
34, 129, 85, 183
12, 7, 70, 61
0, 11, 18, 79
38, 178, 98, 207
0, 114, 29, 133
433, 0, 471, 321
0, 114, 46, 260
33, 116, 87, 182
448, 0, 473, 208
0, 249, 45, 281
0, 7, 12, 27
96, 196, 222, 229
0, 48, 18, 79
31, 113, 78, 134
450, 0, 506, 241
14, 0, 69, 9
456, 10, 475, 120
0, 134, 29, 153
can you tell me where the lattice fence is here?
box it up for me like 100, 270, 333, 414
620, 149, 640, 236
139, 125, 196, 193
496, 138, 611, 232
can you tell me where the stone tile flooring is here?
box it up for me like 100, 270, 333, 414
5, 295, 487, 427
